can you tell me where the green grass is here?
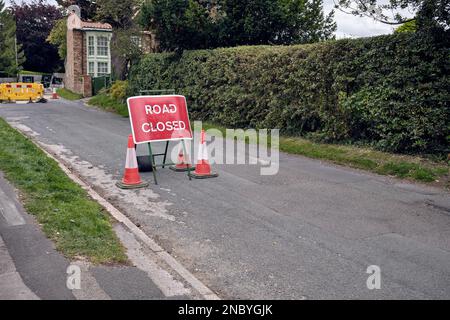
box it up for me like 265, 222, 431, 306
88, 94, 128, 117
198, 122, 449, 186
20, 70, 50, 76
0, 118, 127, 264
57, 88, 83, 101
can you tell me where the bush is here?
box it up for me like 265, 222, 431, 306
128, 31, 450, 155
110, 80, 128, 102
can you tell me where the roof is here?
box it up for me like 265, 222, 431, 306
80, 21, 112, 30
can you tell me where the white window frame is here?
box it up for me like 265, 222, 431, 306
97, 36, 109, 56
88, 61, 95, 76
88, 36, 95, 56
97, 62, 109, 77
85, 31, 112, 77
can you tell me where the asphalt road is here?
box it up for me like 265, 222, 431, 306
0, 99, 449, 300
0, 171, 180, 300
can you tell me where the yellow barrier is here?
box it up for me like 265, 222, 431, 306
0, 83, 44, 102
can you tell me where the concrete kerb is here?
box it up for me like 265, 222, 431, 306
12, 128, 220, 301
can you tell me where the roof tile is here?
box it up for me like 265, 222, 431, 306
80, 21, 112, 30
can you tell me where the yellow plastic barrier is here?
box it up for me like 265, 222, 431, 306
0, 83, 44, 102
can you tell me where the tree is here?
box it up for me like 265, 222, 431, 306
95, 0, 142, 79
139, 0, 336, 51
395, 19, 417, 33
95, 0, 136, 29
139, 0, 214, 51
110, 26, 146, 79
47, 18, 67, 60
11, 0, 63, 73
276, 0, 336, 44
335, 0, 450, 30
55, 0, 97, 20
0, 0, 25, 75
219, 0, 285, 46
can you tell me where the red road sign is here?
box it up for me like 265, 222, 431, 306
127, 95, 193, 144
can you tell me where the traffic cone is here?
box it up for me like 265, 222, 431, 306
52, 88, 58, 99
170, 143, 195, 172
191, 130, 218, 179
116, 135, 149, 189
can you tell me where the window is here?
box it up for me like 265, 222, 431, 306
97, 36, 109, 56
97, 62, 109, 76
88, 62, 95, 77
88, 36, 95, 56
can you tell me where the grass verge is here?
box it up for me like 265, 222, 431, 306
200, 122, 449, 187
20, 70, 49, 76
57, 88, 83, 101
0, 118, 127, 264
88, 94, 128, 117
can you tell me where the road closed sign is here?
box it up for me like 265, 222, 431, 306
127, 95, 193, 144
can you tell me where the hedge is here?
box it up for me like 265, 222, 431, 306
128, 31, 450, 155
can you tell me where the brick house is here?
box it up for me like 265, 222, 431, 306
65, 6, 113, 97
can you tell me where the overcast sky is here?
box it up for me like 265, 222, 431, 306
5, 0, 400, 38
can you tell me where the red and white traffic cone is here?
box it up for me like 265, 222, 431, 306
191, 130, 218, 179
170, 142, 194, 172
116, 135, 149, 189
52, 88, 58, 99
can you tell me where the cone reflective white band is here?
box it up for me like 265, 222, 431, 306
202, 140, 208, 161
125, 147, 138, 169
197, 130, 209, 161
197, 141, 204, 161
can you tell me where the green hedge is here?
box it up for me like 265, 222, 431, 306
129, 32, 450, 155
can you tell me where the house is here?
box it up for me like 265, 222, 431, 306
64, 5, 113, 97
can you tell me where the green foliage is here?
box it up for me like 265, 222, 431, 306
88, 93, 128, 117
139, 0, 336, 51
109, 26, 145, 80
129, 31, 450, 155
220, 0, 336, 46
0, 0, 25, 75
139, 0, 214, 51
0, 117, 127, 264
47, 18, 67, 60
56, 88, 83, 100
395, 20, 417, 33
110, 80, 128, 102
95, 0, 142, 79
95, 0, 135, 29
10, 0, 63, 73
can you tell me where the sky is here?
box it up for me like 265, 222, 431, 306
4, 0, 405, 38
323, 0, 397, 38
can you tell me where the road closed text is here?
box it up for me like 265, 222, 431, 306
142, 104, 187, 133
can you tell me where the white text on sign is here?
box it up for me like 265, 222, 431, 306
142, 103, 188, 134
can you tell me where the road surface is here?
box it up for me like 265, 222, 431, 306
0, 99, 449, 300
